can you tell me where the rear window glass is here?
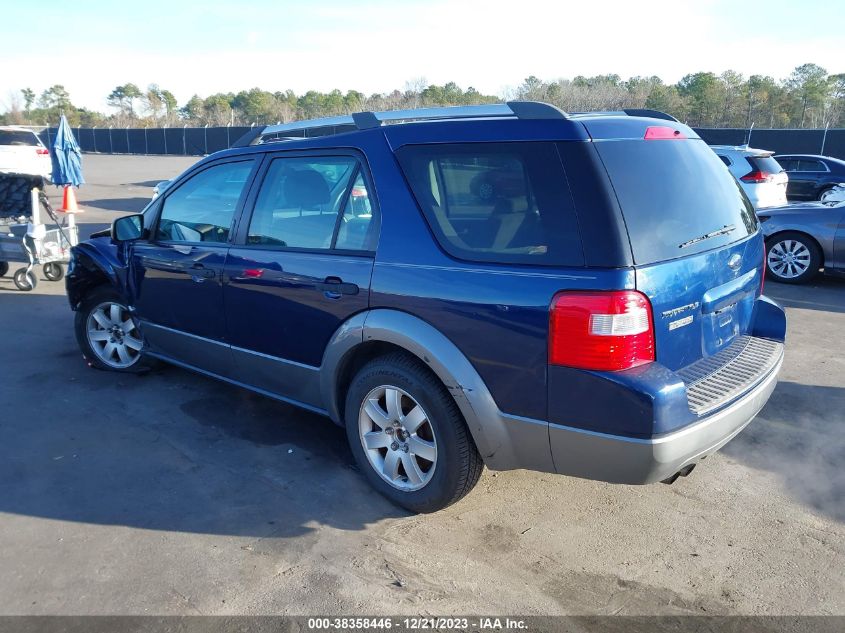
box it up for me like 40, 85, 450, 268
0, 130, 39, 146
396, 142, 583, 266
595, 139, 757, 265
747, 155, 784, 173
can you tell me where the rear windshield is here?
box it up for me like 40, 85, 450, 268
747, 155, 783, 174
0, 130, 39, 146
595, 139, 758, 265
396, 142, 584, 266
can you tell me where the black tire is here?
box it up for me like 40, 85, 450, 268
765, 232, 821, 284
344, 352, 483, 513
43, 262, 64, 282
13, 268, 37, 291
0, 261, 8, 277
74, 285, 155, 373
817, 186, 835, 202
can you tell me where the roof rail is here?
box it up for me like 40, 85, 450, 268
231, 101, 569, 147
569, 109, 679, 122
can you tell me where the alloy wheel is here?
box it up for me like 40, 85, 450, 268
767, 239, 811, 280
86, 302, 143, 369
358, 385, 437, 491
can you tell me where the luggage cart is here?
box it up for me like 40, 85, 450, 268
0, 174, 78, 291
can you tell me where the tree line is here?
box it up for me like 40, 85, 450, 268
3, 64, 843, 130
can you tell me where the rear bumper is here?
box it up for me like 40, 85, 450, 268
547, 350, 783, 484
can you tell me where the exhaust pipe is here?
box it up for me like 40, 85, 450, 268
661, 463, 696, 485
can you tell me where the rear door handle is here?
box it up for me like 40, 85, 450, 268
189, 263, 216, 281
317, 276, 359, 298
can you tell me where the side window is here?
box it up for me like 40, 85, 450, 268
335, 173, 377, 251
798, 159, 825, 172
718, 155, 732, 167
396, 142, 583, 266
156, 161, 253, 243
247, 156, 359, 250
777, 159, 794, 171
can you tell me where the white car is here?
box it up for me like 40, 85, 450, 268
711, 145, 788, 209
0, 127, 51, 181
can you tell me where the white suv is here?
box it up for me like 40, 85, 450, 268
711, 145, 787, 209
0, 127, 52, 181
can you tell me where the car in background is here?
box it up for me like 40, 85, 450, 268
0, 126, 51, 181
151, 180, 171, 200
758, 201, 845, 284
773, 154, 845, 202
711, 145, 788, 209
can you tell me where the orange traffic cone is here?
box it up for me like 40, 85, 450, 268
60, 185, 82, 213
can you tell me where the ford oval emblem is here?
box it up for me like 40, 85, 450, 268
728, 253, 742, 271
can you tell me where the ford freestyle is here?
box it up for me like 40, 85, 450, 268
65, 102, 786, 512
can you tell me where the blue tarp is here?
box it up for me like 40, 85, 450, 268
51, 114, 84, 187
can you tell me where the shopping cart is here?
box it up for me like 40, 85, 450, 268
0, 173, 78, 291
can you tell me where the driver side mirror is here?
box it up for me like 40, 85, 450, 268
111, 214, 144, 242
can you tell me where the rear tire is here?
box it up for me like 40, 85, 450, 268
766, 232, 821, 284
818, 186, 835, 203
344, 352, 483, 513
74, 285, 155, 373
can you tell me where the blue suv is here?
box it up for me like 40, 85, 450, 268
66, 102, 786, 512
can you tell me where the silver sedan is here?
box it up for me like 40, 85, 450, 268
758, 202, 845, 284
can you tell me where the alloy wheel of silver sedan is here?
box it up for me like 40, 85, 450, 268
767, 239, 811, 280
86, 301, 143, 369
358, 385, 438, 491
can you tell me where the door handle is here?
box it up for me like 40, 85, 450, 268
317, 276, 359, 298
188, 263, 216, 281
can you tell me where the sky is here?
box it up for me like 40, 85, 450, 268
1, 0, 843, 114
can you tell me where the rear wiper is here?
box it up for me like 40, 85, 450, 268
678, 224, 736, 249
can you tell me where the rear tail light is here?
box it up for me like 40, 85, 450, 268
741, 169, 773, 183
549, 290, 655, 372
644, 126, 686, 140
35, 148, 49, 155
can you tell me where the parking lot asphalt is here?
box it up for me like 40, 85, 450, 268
0, 154, 842, 616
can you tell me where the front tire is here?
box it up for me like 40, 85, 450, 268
344, 353, 483, 513
766, 232, 821, 284
74, 286, 153, 372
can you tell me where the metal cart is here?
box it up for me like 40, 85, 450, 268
0, 174, 78, 291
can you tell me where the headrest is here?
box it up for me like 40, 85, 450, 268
283, 169, 330, 207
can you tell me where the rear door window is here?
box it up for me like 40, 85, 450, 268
595, 139, 758, 265
247, 156, 376, 251
396, 142, 583, 266
797, 159, 826, 172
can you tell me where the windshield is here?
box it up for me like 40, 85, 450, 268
595, 139, 758, 265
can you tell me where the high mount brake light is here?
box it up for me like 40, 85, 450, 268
549, 291, 655, 372
644, 126, 686, 140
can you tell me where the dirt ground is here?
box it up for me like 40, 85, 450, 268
0, 154, 842, 616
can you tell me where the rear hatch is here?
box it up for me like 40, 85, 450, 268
0, 129, 46, 173
741, 152, 788, 206
588, 125, 763, 372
